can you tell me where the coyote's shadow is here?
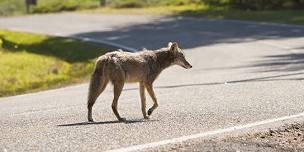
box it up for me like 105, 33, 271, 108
58, 119, 156, 127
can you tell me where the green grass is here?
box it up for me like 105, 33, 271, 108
0, 0, 26, 16
177, 6, 304, 25
0, 0, 100, 16
1, 0, 303, 25
85, 4, 304, 25
0, 30, 108, 97
32, 0, 100, 13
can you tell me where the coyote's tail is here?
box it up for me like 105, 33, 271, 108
87, 58, 107, 121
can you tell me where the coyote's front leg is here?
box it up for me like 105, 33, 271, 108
139, 82, 149, 119
145, 83, 158, 116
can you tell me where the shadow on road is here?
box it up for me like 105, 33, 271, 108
71, 16, 304, 50
200, 52, 304, 73
248, 53, 304, 72
58, 119, 156, 127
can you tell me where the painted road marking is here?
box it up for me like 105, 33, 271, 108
71, 36, 137, 52
107, 112, 304, 152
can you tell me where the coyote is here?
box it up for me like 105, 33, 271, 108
87, 42, 192, 122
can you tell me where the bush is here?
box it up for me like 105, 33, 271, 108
202, 0, 228, 6
0, 0, 25, 16
106, 0, 201, 8
107, 0, 146, 8
32, 1, 78, 13
32, 0, 99, 13
154, 0, 201, 6
227, 0, 304, 10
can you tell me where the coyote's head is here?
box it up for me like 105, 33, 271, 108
168, 42, 192, 69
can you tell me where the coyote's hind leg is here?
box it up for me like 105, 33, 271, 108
139, 82, 149, 119
87, 67, 109, 122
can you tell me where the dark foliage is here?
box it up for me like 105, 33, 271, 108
224, 0, 304, 10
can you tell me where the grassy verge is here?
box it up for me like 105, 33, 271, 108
0, 0, 24, 16
1, 0, 303, 25
84, 5, 304, 25
0, 30, 107, 97
31, 0, 99, 14
0, 0, 100, 16
83, 4, 205, 16
178, 6, 304, 25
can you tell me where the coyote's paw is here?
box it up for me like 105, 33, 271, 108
118, 117, 126, 122
147, 109, 153, 116
143, 115, 150, 119
88, 118, 94, 122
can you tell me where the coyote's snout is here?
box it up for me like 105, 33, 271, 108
87, 42, 192, 122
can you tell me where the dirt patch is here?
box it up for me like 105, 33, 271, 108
249, 123, 304, 150
155, 123, 304, 152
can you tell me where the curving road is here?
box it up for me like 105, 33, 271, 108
1, 13, 304, 151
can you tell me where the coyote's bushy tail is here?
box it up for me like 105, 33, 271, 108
87, 59, 107, 121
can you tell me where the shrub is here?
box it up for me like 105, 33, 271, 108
227, 0, 304, 10
107, 0, 146, 8
32, 1, 78, 13
155, 0, 201, 6
0, 0, 25, 16
32, 0, 99, 13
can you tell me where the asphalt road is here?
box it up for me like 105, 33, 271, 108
1, 13, 304, 151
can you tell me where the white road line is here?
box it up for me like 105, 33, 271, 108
107, 112, 304, 152
70, 36, 138, 52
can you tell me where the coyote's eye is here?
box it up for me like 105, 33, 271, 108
179, 53, 185, 58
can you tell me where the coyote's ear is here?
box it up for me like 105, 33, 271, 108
169, 42, 178, 51
168, 42, 173, 48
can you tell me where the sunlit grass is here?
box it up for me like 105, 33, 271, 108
32, 0, 100, 13
0, 30, 107, 97
83, 4, 208, 16
2, 0, 303, 25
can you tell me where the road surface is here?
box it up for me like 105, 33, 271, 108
1, 13, 304, 151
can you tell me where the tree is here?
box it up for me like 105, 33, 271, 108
25, 0, 37, 13
100, 0, 107, 6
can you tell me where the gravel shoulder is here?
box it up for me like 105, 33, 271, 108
163, 123, 304, 152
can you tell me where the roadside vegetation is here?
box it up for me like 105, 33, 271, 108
0, 0, 100, 15
31, 0, 99, 13
0, 0, 25, 16
88, 4, 304, 25
91, 0, 304, 25
0, 30, 107, 97
0, 0, 303, 25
